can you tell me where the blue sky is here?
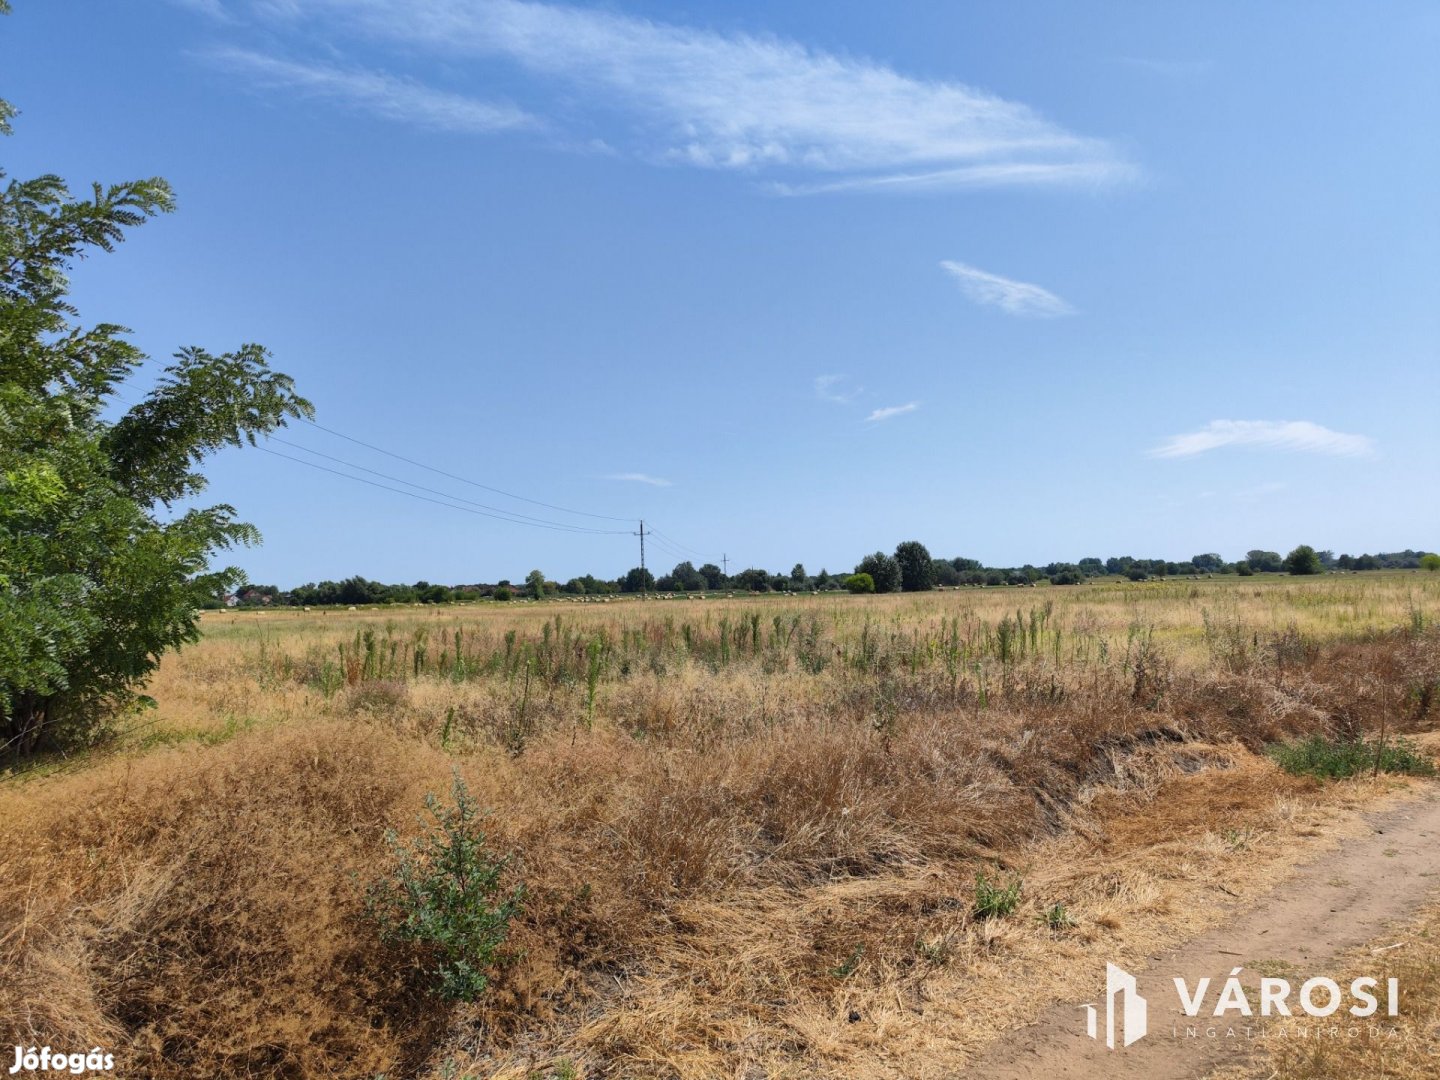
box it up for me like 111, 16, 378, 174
4, 0, 1437, 584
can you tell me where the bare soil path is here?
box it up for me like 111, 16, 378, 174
966, 789, 1440, 1079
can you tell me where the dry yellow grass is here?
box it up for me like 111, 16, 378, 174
1205, 895, 1440, 1080
1, 572, 1437, 1078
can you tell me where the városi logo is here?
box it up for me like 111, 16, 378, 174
8, 1048, 114, 1075
1082, 963, 1148, 1048
1081, 964, 1400, 1049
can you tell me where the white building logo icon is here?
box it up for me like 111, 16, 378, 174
1081, 963, 1148, 1048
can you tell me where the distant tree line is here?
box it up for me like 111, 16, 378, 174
219, 545, 1438, 608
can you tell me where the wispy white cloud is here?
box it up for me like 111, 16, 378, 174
865, 402, 919, 423
206, 48, 538, 133
604, 472, 673, 487
775, 161, 1124, 196
234, 0, 1133, 193
1149, 420, 1376, 459
939, 259, 1074, 317
814, 373, 862, 404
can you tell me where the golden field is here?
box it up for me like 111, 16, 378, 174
3, 571, 1439, 1079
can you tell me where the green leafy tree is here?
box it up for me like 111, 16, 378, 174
621, 566, 655, 593
525, 569, 546, 600
0, 94, 311, 753
697, 563, 725, 590
854, 551, 901, 594
893, 540, 935, 591
1420, 554, 1440, 573
733, 567, 771, 592
669, 561, 703, 591
1283, 545, 1323, 576
1247, 549, 1284, 573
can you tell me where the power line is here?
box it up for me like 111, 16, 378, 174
266, 435, 626, 534
647, 526, 718, 560
258, 447, 631, 536
298, 417, 634, 523
109, 390, 629, 524
646, 533, 698, 565
643, 530, 686, 555
114, 390, 668, 544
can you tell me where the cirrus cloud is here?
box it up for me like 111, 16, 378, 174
206, 48, 538, 133
207, 0, 1134, 194
1149, 420, 1376, 459
940, 259, 1074, 317
814, 373, 863, 404
604, 472, 673, 487
866, 402, 920, 423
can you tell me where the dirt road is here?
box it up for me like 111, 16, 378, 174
966, 791, 1440, 1079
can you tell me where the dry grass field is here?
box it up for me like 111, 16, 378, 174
3, 572, 1439, 1078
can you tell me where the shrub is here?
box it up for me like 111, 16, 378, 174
1267, 735, 1435, 780
844, 573, 875, 594
345, 679, 410, 714
367, 773, 524, 1002
973, 871, 1022, 919
493, 586, 513, 602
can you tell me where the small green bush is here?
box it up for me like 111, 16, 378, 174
844, 572, 875, 594
367, 773, 524, 1001
973, 871, 1022, 919
1267, 735, 1435, 780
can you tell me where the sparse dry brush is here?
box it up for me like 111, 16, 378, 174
1, 575, 1437, 1078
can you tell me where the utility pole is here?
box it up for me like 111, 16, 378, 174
722, 552, 728, 578
638, 519, 646, 599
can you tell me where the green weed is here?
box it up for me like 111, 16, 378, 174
366, 773, 524, 1002
973, 871, 1022, 920
1267, 735, 1435, 779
